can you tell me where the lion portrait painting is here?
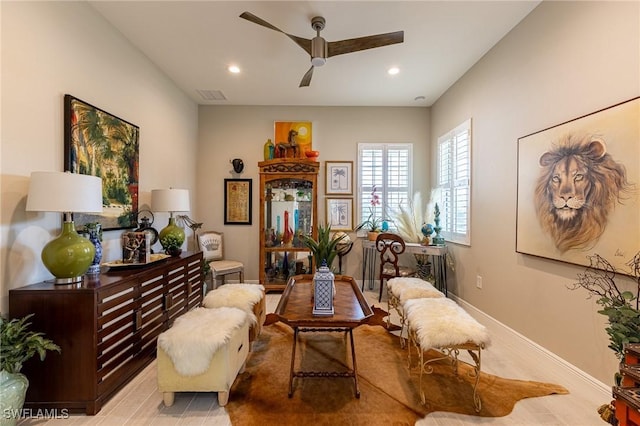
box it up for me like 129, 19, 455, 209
534, 135, 633, 253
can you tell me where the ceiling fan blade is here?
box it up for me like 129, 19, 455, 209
327, 31, 404, 57
240, 12, 311, 55
299, 66, 314, 87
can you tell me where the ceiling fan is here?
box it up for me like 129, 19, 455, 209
239, 12, 404, 87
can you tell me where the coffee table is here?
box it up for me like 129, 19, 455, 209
274, 274, 373, 398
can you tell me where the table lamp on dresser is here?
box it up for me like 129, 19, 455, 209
26, 171, 103, 284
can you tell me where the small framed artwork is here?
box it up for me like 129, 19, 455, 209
325, 161, 353, 195
224, 179, 252, 225
326, 198, 354, 231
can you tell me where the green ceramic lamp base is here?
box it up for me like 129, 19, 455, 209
159, 217, 185, 253
41, 221, 95, 284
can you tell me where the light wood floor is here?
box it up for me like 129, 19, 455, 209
19, 289, 609, 426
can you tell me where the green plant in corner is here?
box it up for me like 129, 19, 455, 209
301, 224, 346, 272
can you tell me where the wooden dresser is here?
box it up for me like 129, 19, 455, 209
8, 251, 203, 415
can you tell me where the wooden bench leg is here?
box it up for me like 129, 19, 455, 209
163, 392, 175, 407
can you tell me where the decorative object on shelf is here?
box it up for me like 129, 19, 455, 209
0, 314, 60, 426
122, 232, 151, 262
231, 158, 245, 174
274, 121, 312, 159
134, 209, 159, 251
224, 179, 252, 225
432, 203, 445, 246
325, 161, 353, 195
304, 150, 319, 161
26, 171, 103, 284
388, 190, 437, 244
326, 198, 354, 231
301, 224, 346, 272
516, 97, 638, 271
64, 94, 139, 230
263, 138, 275, 160
151, 188, 190, 253
80, 222, 103, 275
421, 223, 434, 246
313, 261, 335, 316
282, 210, 294, 247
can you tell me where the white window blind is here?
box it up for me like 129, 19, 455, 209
437, 119, 471, 245
357, 143, 412, 233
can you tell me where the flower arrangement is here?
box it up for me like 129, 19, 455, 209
356, 186, 382, 232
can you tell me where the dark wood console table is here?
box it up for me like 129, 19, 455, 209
9, 251, 203, 415
274, 274, 373, 397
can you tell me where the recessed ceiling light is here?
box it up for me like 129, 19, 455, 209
388, 67, 400, 75
228, 65, 240, 74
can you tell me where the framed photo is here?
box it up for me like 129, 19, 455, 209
64, 94, 139, 230
274, 121, 312, 159
224, 179, 252, 225
516, 97, 639, 272
326, 198, 354, 231
325, 161, 353, 195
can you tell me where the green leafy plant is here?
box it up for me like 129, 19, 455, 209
301, 224, 346, 271
160, 234, 182, 253
0, 314, 61, 374
568, 252, 640, 362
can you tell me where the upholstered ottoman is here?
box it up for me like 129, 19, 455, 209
157, 306, 249, 407
203, 284, 266, 344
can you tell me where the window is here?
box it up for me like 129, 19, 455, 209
357, 143, 412, 234
437, 119, 471, 245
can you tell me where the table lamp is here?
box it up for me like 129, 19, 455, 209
151, 189, 190, 252
26, 171, 103, 284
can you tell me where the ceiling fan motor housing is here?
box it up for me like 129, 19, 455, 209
311, 36, 327, 66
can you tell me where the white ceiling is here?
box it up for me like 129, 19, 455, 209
89, 1, 540, 107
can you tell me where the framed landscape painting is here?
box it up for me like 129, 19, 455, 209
64, 95, 139, 230
516, 97, 639, 272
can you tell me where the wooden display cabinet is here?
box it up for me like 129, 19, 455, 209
259, 159, 319, 291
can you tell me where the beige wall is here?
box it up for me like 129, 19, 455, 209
0, 2, 199, 312
430, 1, 640, 384
196, 105, 430, 281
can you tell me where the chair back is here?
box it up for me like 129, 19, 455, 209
376, 233, 407, 281
198, 231, 225, 261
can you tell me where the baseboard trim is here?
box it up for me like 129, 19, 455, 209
451, 294, 611, 399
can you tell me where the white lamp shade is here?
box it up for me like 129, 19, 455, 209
26, 172, 103, 213
151, 189, 190, 213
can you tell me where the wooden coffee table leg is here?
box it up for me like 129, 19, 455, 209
349, 328, 360, 398
288, 327, 299, 397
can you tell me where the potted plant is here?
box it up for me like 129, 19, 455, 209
301, 224, 346, 272
356, 186, 383, 241
160, 234, 183, 256
568, 252, 640, 424
0, 314, 60, 426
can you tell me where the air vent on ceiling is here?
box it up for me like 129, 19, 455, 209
196, 89, 227, 101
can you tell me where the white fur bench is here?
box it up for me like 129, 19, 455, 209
157, 306, 249, 407
203, 283, 266, 345
387, 277, 444, 345
405, 297, 491, 412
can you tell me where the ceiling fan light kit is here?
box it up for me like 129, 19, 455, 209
239, 11, 404, 87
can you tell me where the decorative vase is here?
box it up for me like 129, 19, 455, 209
42, 221, 95, 283
159, 217, 185, 251
432, 203, 445, 246
282, 211, 294, 247
0, 370, 29, 426
84, 223, 102, 274
264, 138, 275, 160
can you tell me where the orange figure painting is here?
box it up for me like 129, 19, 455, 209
274, 121, 312, 159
